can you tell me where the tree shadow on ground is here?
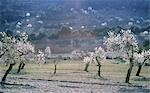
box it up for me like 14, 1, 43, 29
133, 76, 150, 81
0, 82, 36, 89
9, 69, 28, 75
120, 87, 150, 93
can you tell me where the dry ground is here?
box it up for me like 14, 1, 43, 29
0, 59, 150, 93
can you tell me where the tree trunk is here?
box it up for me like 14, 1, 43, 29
98, 65, 101, 77
54, 64, 57, 74
136, 58, 147, 76
17, 63, 26, 73
125, 59, 134, 83
84, 62, 89, 72
17, 63, 22, 73
1, 63, 15, 83
125, 45, 134, 83
96, 57, 101, 77
136, 64, 142, 76
21, 63, 25, 69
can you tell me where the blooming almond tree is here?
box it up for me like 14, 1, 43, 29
0, 31, 35, 83
94, 46, 106, 77
121, 30, 138, 83
44, 46, 61, 74
16, 32, 35, 73
83, 52, 95, 72
104, 29, 138, 83
71, 49, 90, 71
16, 42, 35, 73
0, 32, 19, 83
134, 49, 150, 76
83, 46, 105, 77
53, 57, 61, 74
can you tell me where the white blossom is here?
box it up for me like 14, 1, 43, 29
136, 20, 140, 24
70, 8, 74, 11
143, 31, 149, 35
121, 29, 138, 47
37, 20, 43, 24
101, 22, 107, 26
27, 24, 32, 28
81, 26, 85, 29
83, 46, 106, 65
45, 46, 51, 58
69, 26, 73, 30
26, 12, 31, 17
88, 6, 93, 11
0, 32, 19, 64
94, 46, 106, 59
134, 50, 150, 64
35, 50, 45, 64
128, 22, 133, 26
104, 29, 138, 61
17, 22, 22, 25
80, 9, 88, 14
134, 52, 145, 64
104, 31, 122, 51
16, 42, 35, 54
71, 49, 87, 59
129, 18, 135, 21
26, 19, 30, 22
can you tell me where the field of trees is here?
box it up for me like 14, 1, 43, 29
0, 60, 150, 93
0, 0, 149, 93
0, 28, 149, 93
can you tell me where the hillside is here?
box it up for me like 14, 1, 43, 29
0, 0, 149, 53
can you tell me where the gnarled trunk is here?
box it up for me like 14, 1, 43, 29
17, 63, 22, 73
17, 63, 25, 73
1, 63, 15, 83
21, 63, 25, 69
136, 58, 147, 76
96, 57, 101, 77
84, 62, 90, 72
98, 64, 101, 77
136, 64, 142, 76
54, 64, 57, 74
125, 58, 134, 83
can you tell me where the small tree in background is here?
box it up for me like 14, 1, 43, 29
94, 46, 106, 77
83, 52, 95, 72
83, 46, 105, 76
44, 46, 51, 63
71, 49, 90, 71
44, 46, 60, 74
53, 58, 60, 74
134, 49, 150, 76
35, 50, 46, 64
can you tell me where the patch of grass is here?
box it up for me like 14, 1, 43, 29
133, 76, 150, 81
0, 59, 149, 85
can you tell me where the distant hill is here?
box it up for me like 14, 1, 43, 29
0, 0, 149, 53
0, 0, 149, 31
